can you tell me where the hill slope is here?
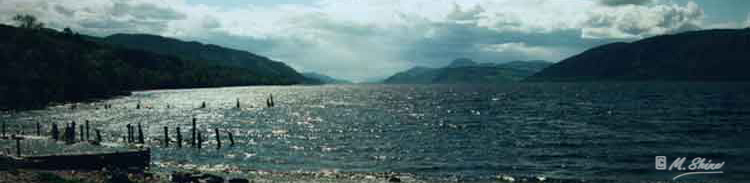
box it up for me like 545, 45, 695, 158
384, 59, 551, 84
527, 28, 750, 81
98, 34, 312, 84
0, 25, 303, 110
302, 72, 351, 84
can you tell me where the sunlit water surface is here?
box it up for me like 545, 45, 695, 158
2, 83, 749, 182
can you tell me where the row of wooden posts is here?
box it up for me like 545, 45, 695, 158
121, 118, 235, 149
1, 120, 99, 142
1, 117, 238, 157
2, 119, 107, 157
1, 120, 22, 157
45, 120, 104, 144
104, 95, 275, 110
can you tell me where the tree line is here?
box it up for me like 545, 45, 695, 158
0, 14, 298, 110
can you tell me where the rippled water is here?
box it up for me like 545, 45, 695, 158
2, 83, 749, 182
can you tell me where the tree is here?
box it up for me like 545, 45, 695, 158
63, 27, 73, 35
12, 14, 44, 30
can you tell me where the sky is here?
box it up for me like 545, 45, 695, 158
1, 0, 749, 82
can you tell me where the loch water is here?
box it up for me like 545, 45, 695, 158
2, 83, 749, 182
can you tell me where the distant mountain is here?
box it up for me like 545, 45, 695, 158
302, 72, 351, 84
446, 58, 478, 68
498, 60, 554, 73
527, 28, 750, 81
384, 59, 552, 84
97, 34, 314, 84
384, 67, 442, 84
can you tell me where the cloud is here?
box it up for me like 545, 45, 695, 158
1, 0, 187, 36
0, 0, 729, 81
446, 3, 485, 22
598, 0, 653, 7
582, 2, 703, 39
53, 5, 75, 17
477, 42, 569, 62
111, 2, 186, 21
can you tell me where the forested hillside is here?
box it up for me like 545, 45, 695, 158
0, 24, 302, 110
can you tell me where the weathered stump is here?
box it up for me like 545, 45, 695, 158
192, 118, 197, 148
85, 120, 90, 141
215, 128, 221, 149
227, 130, 235, 146
137, 123, 145, 144
164, 126, 169, 147
176, 127, 182, 148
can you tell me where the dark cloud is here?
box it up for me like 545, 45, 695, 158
446, 3, 484, 21
111, 2, 186, 20
599, 0, 653, 7
53, 5, 74, 17
201, 16, 221, 29
80, 18, 169, 36
72, 2, 187, 36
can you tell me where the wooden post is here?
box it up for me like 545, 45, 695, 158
79, 125, 84, 142
2, 120, 6, 137
71, 121, 76, 142
176, 127, 182, 148
126, 124, 132, 143
67, 124, 72, 142
36, 122, 40, 136
51, 123, 59, 140
215, 128, 221, 149
85, 120, 90, 141
197, 131, 202, 149
65, 124, 69, 142
227, 130, 235, 146
125, 125, 129, 143
191, 118, 196, 148
164, 126, 169, 147
137, 123, 144, 144
15, 136, 21, 157
129, 124, 134, 143
96, 130, 102, 143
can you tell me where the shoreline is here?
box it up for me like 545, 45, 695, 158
1, 169, 564, 183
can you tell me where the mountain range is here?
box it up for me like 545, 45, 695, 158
384, 58, 552, 84
302, 72, 352, 84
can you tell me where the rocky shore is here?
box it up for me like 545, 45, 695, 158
0, 169, 414, 183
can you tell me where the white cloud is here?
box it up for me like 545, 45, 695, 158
477, 42, 568, 62
582, 1, 703, 39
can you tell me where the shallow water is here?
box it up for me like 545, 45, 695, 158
2, 83, 749, 182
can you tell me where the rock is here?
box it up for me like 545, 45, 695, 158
108, 171, 133, 183
388, 176, 401, 183
193, 173, 224, 183
228, 178, 250, 183
171, 172, 192, 183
